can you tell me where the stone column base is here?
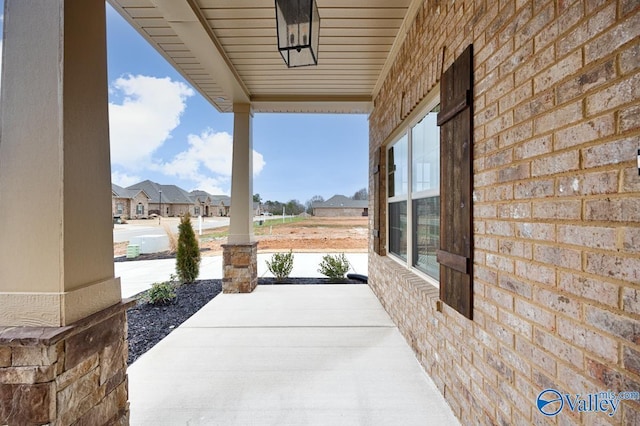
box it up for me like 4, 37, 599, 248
0, 300, 135, 425
222, 242, 258, 293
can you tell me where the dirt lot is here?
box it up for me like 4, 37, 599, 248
114, 216, 368, 256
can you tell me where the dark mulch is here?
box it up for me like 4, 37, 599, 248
127, 279, 222, 365
115, 248, 210, 263
126, 276, 366, 365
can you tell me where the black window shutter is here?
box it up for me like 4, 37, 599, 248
437, 45, 474, 319
373, 146, 382, 255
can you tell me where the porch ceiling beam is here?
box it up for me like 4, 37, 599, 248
250, 95, 372, 114
147, 0, 250, 107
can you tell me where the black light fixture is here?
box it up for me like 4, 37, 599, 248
275, 0, 320, 67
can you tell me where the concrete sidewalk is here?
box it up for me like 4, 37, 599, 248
127, 285, 459, 425
116, 252, 369, 298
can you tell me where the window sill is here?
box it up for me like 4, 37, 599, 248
386, 252, 440, 293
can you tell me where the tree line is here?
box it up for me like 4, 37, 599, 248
253, 187, 368, 216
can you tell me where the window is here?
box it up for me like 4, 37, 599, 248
388, 134, 408, 260
136, 204, 144, 215
116, 203, 123, 215
387, 102, 440, 281
411, 108, 440, 279
194, 206, 200, 215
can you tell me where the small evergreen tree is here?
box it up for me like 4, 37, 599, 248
176, 213, 200, 283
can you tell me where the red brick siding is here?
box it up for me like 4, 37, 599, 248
369, 1, 640, 424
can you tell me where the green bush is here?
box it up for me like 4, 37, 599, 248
176, 213, 201, 283
318, 253, 350, 282
266, 250, 294, 281
148, 281, 176, 305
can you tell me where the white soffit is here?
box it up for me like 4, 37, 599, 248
107, 0, 422, 114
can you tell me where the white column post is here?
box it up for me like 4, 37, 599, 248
0, 0, 121, 326
228, 103, 254, 244
222, 103, 258, 293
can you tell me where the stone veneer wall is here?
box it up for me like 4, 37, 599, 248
222, 242, 258, 293
368, 1, 639, 425
0, 301, 133, 425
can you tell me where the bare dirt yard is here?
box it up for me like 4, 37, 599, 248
114, 216, 368, 257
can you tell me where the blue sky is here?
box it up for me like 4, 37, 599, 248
105, 4, 369, 204
0, 1, 369, 204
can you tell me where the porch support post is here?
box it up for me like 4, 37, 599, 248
222, 103, 258, 293
0, 1, 129, 424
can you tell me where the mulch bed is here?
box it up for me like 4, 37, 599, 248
127, 277, 365, 365
127, 280, 222, 365
115, 249, 210, 263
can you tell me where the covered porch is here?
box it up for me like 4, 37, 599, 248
128, 284, 458, 425
0, 0, 424, 423
2, 0, 639, 424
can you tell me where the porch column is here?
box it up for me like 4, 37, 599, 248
0, 1, 130, 424
222, 103, 258, 293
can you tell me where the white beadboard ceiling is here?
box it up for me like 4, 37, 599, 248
107, 0, 422, 113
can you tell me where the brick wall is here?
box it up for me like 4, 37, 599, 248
130, 192, 149, 219
368, 1, 639, 424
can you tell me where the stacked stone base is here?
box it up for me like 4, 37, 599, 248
222, 242, 258, 293
0, 301, 134, 425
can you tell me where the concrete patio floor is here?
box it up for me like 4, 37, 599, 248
128, 284, 459, 425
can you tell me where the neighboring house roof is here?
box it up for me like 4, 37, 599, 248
190, 190, 212, 204
211, 195, 231, 207
112, 183, 150, 200
127, 180, 192, 204
312, 195, 368, 209
122, 182, 234, 207
190, 190, 232, 207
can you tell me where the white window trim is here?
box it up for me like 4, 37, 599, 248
386, 87, 440, 289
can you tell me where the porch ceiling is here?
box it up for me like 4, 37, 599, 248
107, 0, 422, 113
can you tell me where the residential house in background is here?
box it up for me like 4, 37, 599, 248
125, 180, 194, 217
112, 180, 234, 218
312, 195, 368, 217
111, 184, 150, 219
190, 190, 214, 217
209, 194, 232, 217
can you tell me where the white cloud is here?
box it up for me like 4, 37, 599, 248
111, 171, 141, 188
189, 177, 228, 196
109, 74, 193, 169
159, 129, 265, 192
107, 74, 266, 194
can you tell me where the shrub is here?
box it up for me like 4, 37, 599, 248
318, 253, 350, 282
266, 250, 294, 281
176, 213, 201, 283
148, 281, 176, 305
161, 221, 178, 253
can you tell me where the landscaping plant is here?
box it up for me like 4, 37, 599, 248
318, 253, 350, 282
266, 250, 294, 281
147, 280, 176, 305
161, 221, 178, 253
176, 213, 201, 283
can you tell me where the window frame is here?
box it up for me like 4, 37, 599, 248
386, 88, 440, 288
